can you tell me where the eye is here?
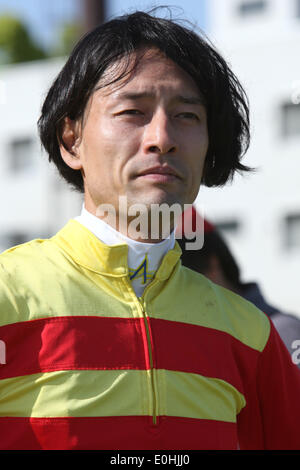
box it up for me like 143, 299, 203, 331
118, 109, 143, 116
177, 112, 200, 121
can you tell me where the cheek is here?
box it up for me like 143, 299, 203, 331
80, 127, 116, 172
190, 138, 208, 171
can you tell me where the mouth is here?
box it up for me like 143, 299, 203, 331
136, 166, 182, 182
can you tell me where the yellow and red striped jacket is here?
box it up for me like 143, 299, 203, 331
0, 220, 300, 450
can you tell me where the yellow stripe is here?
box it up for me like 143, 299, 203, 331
0, 370, 146, 418
0, 222, 270, 355
151, 266, 270, 352
0, 222, 270, 351
0, 245, 137, 328
158, 369, 245, 423
0, 369, 245, 423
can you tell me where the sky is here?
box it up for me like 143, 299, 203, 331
0, 0, 208, 51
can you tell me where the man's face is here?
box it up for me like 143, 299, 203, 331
64, 49, 208, 223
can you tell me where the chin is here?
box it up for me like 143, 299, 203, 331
134, 189, 184, 208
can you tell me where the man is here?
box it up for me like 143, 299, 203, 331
178, 206, 300, 368
0, 11, 300, 450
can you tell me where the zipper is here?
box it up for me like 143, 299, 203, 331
139, 281, 159, 426
124, 276, 159, 425
141, 306, 157, 425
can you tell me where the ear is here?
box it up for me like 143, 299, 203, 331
59, 117, 82, 170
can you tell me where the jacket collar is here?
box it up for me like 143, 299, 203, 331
52, 219, 182, 280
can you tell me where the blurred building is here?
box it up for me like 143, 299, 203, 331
0, 0, 107, 253
0, 57, 83, 253
198, 0, 300, 314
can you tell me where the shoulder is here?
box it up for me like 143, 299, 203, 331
174, 265, 271, 352
0, 237, 57, 325
0, 237, 51, 278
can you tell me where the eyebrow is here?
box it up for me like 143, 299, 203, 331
113, 91, 206, 106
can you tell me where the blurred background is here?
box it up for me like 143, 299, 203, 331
0, 0, 299, 317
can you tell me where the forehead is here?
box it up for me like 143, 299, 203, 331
95, 48, 202, 99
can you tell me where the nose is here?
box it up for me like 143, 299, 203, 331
143, 109, 177, 155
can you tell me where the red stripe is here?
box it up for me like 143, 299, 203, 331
149, 318, 260, 395
0, 316, 259, 393
0, 316, 148, 379
0, 416, 238, 450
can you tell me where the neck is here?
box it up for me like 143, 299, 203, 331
86, 201, 175, 244
106, 214, 175, 244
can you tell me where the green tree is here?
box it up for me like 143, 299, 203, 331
52, 22, 83, 57
0, 14, 48, 64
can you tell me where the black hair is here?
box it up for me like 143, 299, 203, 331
38, 9, 251, 192
178, 230, 241, 289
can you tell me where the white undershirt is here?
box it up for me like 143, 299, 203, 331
75, 206, 176, 297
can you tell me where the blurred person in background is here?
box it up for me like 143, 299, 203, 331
177, 206, 300, 368
0, 10, 300, 451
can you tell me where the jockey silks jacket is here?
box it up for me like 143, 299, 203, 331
0, 220, 300, 450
